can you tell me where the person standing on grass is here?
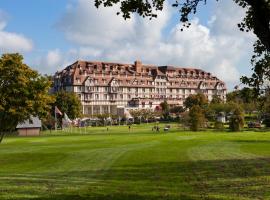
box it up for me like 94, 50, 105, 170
129, 125, 131, 131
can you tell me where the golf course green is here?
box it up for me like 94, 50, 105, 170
0, 124, 270, 199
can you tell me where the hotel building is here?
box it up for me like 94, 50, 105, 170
53, 60, 226, 115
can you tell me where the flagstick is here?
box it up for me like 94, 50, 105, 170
54, 106, 57, 131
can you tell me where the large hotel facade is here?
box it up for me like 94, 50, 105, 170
53, 60, 226, 116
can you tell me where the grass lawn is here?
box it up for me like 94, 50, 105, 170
1, 124, 270, 199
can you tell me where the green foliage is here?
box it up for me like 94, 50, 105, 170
129, 109, 142, 123
0, 53, 53, 141
95, 113, 110, 126
210, 94, 223, 104
226, 91, 241, 103
160, 100, 170, 120
241, 40, 270, 91
184, 93, 208, 109
170, 106, 185, 115
226, 87, 256, 104
189, 105, 206, 131
54, 90, 82, 120
214, 121, 224, 130
226, 88, 258, 116
260, 93, 270, 127
229, 106, 245, 132
129, 109, 156, 123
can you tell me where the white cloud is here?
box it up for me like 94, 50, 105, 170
0, 10, 33, 53
33, 49, 64, 74
46, 49, 62, 67
51, 0, 257, 89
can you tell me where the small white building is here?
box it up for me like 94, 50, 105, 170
217, 112, 226, 123
16, 116, 42, 136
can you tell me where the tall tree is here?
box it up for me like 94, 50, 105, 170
229, 106, 245, 131
184, 93, 208, 109
54, 90, 82, 120
210, 95, 223, 104
189, 105, 206, 131
0, 53, 54, 142
160, 100, 170, 120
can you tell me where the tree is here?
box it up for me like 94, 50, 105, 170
160, 100, 170, 120
0, 53, 54, 142
184, 93, 208, 109
140, 109, 155, 122
170, 105, 185, 118
54, 90, 82, 120
129, 109, 143, 123
259, 92, 270, 127
210, 95, 223, 104
229, 106, 245, 131
95, 113, 110, 126
241, 41, 270, 94
189, 105, 206, 131
227, 87, 256, 104
95, 0, 270, 92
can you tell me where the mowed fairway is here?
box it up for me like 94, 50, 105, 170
1, 124, 270, 200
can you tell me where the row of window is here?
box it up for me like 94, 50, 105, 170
80, 93, 203, 100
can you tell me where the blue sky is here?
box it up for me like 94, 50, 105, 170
0, 0, 256, 90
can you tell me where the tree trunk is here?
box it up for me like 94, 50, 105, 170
0, 132, 5, 143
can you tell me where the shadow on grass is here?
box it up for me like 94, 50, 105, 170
1, 157, 270, 200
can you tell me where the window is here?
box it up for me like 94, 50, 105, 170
95, 94, 99, 99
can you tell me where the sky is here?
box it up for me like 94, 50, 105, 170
0, 0, 257, 90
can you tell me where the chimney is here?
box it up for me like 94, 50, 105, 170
134, 60, 142, 73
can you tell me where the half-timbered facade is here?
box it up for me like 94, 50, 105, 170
53, 60, 226, 115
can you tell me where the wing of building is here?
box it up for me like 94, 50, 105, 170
53, 60, 226, 115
